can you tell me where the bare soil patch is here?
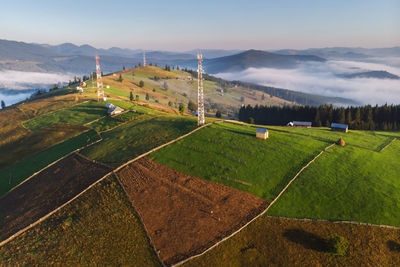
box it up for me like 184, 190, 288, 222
0, 153, 111, 240
117, 157, 268, 266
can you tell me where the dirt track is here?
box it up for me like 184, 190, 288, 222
0, 153, 111, 240
117, 157, 268, 266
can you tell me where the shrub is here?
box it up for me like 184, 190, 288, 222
328, 234, 348, 256
139, 80, 144, 87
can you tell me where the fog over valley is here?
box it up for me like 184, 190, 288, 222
216, 58, 400, 106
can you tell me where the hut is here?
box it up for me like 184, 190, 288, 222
331, 123, 348, 133
106, 103, 123, 116
288, 121, 312, 128
256, 128, 269, 139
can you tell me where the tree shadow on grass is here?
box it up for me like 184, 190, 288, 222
387, 240, 400, 252
283, 228, 329, 252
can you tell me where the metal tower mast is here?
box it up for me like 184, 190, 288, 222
197, 53, 205, 126
95, 55, 104, 101
143, 50, 146, 67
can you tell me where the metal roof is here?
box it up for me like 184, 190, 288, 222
331, 123, 348, 129
106, 103, 114, 108
256, 128, 268, 134
293, 121, 312, 126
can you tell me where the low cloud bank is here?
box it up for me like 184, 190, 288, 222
216, 59, 400, 105
0, 70, 72, 90
0, 70, 73, 106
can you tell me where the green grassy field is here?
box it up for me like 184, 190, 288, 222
81, 115, 197, 166
23, 101, 107, 131
0, 130, 101, 196
0, 175, 161, 266
149, 122, 329, 201
268, 140, 400, 227
88, 111, 142, 132
267, 126, 392, 151
0, 124, 88, 170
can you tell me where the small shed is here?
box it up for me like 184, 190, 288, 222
106, 103, 123, 116
331, 123, 348, 133
256, 128, 269, 139
292, 121, 312, 128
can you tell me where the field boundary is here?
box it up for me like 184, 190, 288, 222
0, 173, 113, 247
173, 142, 336, 267
265, 216, 400, 230
21, 100, 90, 129
378, 137, 397, 152
113, 172, 166, 267
0, 131, 103, 200
0, 123, 211, 248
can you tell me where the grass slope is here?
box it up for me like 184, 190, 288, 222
0, 175, 161, 266
150, 122, 328, 201
23, 100, 107, 131
268, 126, 392, 151
183, 216, 400, 267
268, 140, 400, 227
0, 130, 101, 196
0, 124, 88, 170
82, 115, 197, 166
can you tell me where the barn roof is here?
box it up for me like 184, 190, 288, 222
256, 128, 268, 134
106, 103, 114, 108
293, 121, 312, 126
108, 106, 117, 114
331, 123, 348, 129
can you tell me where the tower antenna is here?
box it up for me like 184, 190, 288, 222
143, 50, 146, 67
197, 53, 205, 126
95, 55, 105, 101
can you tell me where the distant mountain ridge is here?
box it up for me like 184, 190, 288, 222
339, 70, 400, 80
203, 50, 326, 74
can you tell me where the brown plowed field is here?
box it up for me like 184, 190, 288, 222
117, 157, 269, 266
0, 153, 112, 240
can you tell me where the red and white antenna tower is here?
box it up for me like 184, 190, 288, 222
95, 55, 105, 101
197, 53, 205, 126
143, 50, 146, 66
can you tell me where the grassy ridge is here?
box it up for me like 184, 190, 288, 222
0, 175, 161, 266
267, 126, 392, 151
150, 122, 329, 201
81, 115, 197, 166
268, 140, 400, 227
0, 130, 101, 196
23, 101, 107, 131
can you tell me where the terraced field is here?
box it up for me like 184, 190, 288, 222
0, 153, 112, 240
183, 216, 400, 267
82, 115, 197, 166
150, 122, 329, 201
268, 140, 400, 227
0, 175, 161, 266
0, 130, 101, 196
117, 157, 268, 265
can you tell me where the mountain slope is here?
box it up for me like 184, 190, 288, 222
339, 70, 400, 79
204, 50, 326, 74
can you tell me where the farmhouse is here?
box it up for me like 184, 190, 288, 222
288, 121, 312, 128
331, 123, 348, 133
256, 128, 269, 139
106, 103, 124, 116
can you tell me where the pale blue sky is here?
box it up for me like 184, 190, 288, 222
0, 0, 399, 50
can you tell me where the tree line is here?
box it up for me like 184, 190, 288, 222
238, 104, 400, 130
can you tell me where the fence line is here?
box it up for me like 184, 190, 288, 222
379, 138, 397, 152
264, 216, 400, 230
0, 123, 211, 248
0, 132, 102, 200
113, 173, 166, 267
173, 142, 336, 267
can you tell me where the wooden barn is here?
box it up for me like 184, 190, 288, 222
288, 121, 312, 128
331, 123, 348, 133
256, 128, 269, 139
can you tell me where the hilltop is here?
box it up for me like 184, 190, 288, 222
0, 65, 399, 266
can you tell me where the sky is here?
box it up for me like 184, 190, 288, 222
0, 0, 399, 50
